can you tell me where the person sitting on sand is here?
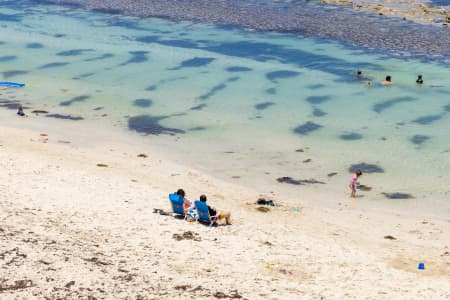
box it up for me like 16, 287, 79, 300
176, 188, 193, 214
349, 170, 363, 198
381, 75, 392, 85
416, 74, 423, 84
199, 194, 231, 225
17, 104, 27, 117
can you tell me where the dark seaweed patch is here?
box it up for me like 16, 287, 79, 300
59, 95, 90, 106
169, 57, 215, 70
26, 42, 44, 49
2, 70, 28, 78
38, 62, 69, 69
128, 115, 185, 135
120, 51, 149, 65
306, 84, 325, 90
0, 56, 17, 62
92, 7, 122, 14
277, 176, 325, 185
146, 85, 157, 91
190, 103, 207, 111
79, 72, 95, 78
225, 66, 252, 72
410, 134, 430, 145
349, 163, 384, 173
265, 87, 277, 95
133, 98, 153, 108
54, 34, 66, 38
46, 114, 83, 120
412, 114, 443, 125
266, 70, 300, 83
227, 76, 240, 82
373, 96, 416, 113
340, 132, 363, 140
190, 126, 206, 131
293, 121, 322, 135
198, 83, 227, 100
382, 192, 414, 199
443, 104, 450, 113
306, 95, 331, 105
255, 102, 275, 110
56, 49, 94, 56
312, 108, 327, 117
84, 53, 114, 62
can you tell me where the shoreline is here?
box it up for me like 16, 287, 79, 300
1, 124, 449, 298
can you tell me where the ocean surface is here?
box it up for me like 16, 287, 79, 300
1, 0, 449, 216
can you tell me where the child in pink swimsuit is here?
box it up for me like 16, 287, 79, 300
349, 170, 362, 198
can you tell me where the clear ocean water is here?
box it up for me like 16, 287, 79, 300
1, 0, 449, 216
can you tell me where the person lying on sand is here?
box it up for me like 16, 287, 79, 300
200, 194, 231, 225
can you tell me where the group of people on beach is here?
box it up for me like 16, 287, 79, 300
356, 70, 424, 86
175, 188, 232, 225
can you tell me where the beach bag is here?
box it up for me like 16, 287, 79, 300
186, 208, 198, 221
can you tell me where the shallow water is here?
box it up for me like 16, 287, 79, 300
1, 0, 449, 216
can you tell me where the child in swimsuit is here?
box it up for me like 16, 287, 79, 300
349, 170, 362, 198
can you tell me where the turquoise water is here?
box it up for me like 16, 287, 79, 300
1, 1, 449, 215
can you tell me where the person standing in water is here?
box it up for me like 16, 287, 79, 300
416, 74, 423, 84
349, 170, 363, 198
17, 104, 27, 117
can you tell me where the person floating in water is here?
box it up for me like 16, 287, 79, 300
356, 70, 363, 77
17, 104, 27, 117
349, 170, 363, 198
416, 74, 423, 84
381, 75, 392, 85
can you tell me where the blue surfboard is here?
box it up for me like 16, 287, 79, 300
0, 81, 25, 87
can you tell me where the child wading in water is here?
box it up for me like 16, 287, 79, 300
349, 170, 362, 198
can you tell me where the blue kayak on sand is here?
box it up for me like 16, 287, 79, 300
0, 81, 25, 87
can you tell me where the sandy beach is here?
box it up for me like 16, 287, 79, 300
1, 122, 449, 299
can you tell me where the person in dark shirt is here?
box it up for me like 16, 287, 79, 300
199, 194, 231, 225
416, 74, 423, 84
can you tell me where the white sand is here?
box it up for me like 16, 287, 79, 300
0, 124, 449, 299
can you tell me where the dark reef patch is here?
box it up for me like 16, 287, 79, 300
293, 121, 322, 135
255, 102, 275, 110
412, 114, 443, 125
26, 42, 44, 49
46, 114, 83, 120
133, 98, 153, 108
382, 192, 414, 199
266, 70, 300, 83
349, 163, 384, 173
189, 126, 206, 131
410, 134, 430, 145
120, 51, 149, 65
227, 76, 240, 82
59, 95, 90, 107
190, 103, 207, 111
56, 49, 94, 56
312, 108, 327, 117
340, 132, 363, 140
169, 57, 215, 70
0, 56, 17, 62
128, 115, 185, 135
225, 66, 252, 73
2, 70, 28, 79
306, 95, 331, 105
373, 96, 416, 113
0, 12, 22, 22
38, 62, 69, 69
